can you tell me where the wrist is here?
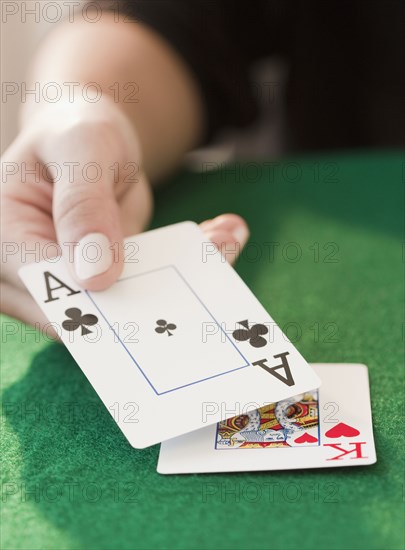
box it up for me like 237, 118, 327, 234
20, 96, 142, 170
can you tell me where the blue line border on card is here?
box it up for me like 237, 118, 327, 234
85, 265, 250, 396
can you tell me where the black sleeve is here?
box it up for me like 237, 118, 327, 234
93, 1, 262, 143
90, 1, 405, 150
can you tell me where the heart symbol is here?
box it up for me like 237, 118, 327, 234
325, 422, 360, 438
294, 433, 318, 444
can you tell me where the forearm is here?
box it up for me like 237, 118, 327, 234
21, 13, 205, 182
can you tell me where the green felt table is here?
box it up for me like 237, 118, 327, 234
1, 152, 404, 550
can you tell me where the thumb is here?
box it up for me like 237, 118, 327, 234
52, 169, 124, 292
37, 105, 142, 291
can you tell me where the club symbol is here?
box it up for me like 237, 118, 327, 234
62, 308, 98, 336
155, 319, 177, 337
232, 319, 268, 348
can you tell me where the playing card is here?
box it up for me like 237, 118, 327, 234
157, 364, 376, 473
19, 221, 320, 448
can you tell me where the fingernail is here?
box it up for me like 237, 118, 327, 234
232, 224, 249, 248
74, 233, 113, 280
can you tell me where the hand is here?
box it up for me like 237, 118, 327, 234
1, 99, 249, 331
